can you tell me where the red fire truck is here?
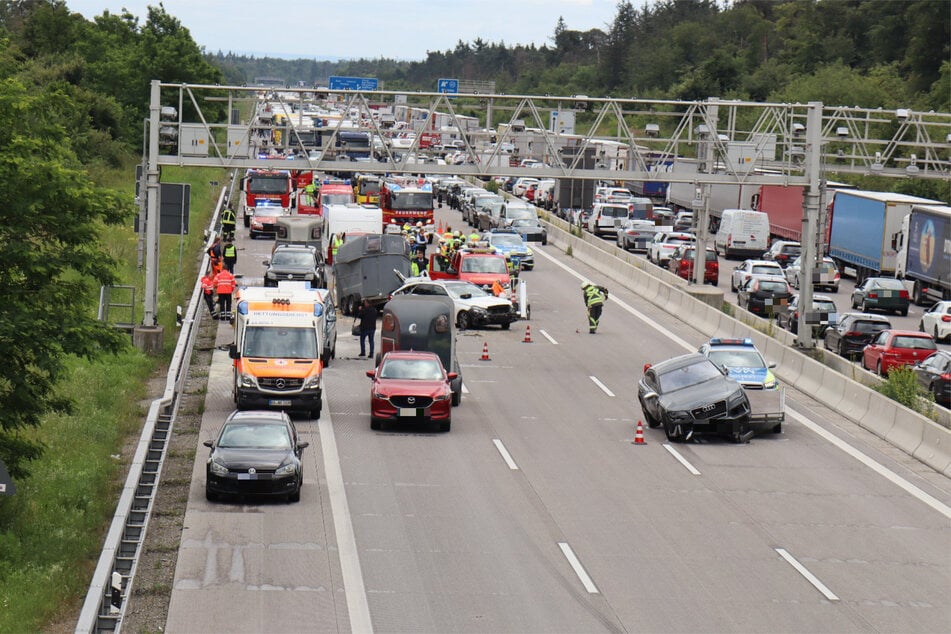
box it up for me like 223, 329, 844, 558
241, 169, 293, 227
380, 177, 434, 226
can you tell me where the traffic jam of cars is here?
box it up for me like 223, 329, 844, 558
200, 95, 949, 504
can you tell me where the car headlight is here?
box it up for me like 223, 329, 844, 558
275, 462, 298, 476
470, 306, 488, 315
728, 390, 746, 406
265, 271, 276, 279
303, 373, 322, 389
208, 458, 229, 476
434, 391, 451, 401
239, 373, 256, 388
763, 372, 778, 390
667, 409, 691, 422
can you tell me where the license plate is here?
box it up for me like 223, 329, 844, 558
237, 473, 258, 480
269, 399, 293, 407
398, 408, 420, 417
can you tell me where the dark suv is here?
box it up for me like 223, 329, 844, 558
823, 312, 892, 358
263, 244, 325, 288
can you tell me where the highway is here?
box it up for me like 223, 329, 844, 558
163, 200, 951, 633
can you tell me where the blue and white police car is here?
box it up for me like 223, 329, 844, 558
481, 229, 534, 271
698, 338, 778, 390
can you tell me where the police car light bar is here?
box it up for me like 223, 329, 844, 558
710, 338, 754, 346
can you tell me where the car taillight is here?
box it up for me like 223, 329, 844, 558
844, 331, 860, 337
940, 373, 951, 381
868, 292, 878, 298
899, 290, 909, 299
942, 315, 951, 322
834, 272, 840, 280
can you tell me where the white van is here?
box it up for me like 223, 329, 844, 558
715, 209, 770, 259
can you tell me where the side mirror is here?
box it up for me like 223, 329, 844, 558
366, 369, 376, 378
446, 372, 459, 381
229, 344, 239, 359
262, 260, 270, 266
642, 363, 652, 374
768, 362, 777, 369
202, 440, 214, 448
297, 441, 310, 450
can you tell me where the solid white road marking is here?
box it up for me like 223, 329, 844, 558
535, 246, 951, 519
662, 443, 702, 475
774, 548, 840, 601
540, 329, 558, 345
558, 542, 600, 594
319, 413, 374, 633
493, 439, 520, 470
787, 407, 951, 519
461, 382, 470, 394
589, 375, 615, 397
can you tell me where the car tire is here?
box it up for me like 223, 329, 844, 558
838, 341, 847, 357
935, 325, 942, 342
288, 486, 301, 503
457, 311, 471, 331
899, 307, 908, 317
370, 418, 381, 431
861, 300, 869, 313
852, 297, 859, 310
730, 278, 736, 292
310, 406, 321, 419
642, 405, 660, 429
771, 423, 782, 434
877, 360, 884, 376
451, 388, 461, 407
501, 321, 511, 330
205, 488, 217, 502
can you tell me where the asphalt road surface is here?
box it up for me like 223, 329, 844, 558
164, 199, 951, 633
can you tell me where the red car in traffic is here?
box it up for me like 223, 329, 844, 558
861, 329, 937, 376
668, 245, 719, 285
366, 350, 457, 431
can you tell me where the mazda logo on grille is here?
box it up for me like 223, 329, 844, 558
407, 396, 416, 404
702, 403, 716, 412
275, 378, 286, 389
248, 468, 256, 474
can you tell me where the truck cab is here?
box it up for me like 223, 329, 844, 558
428, 247, 511, 292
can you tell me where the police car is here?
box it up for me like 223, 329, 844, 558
698, 338, 778, 390
481, 229, 534, 271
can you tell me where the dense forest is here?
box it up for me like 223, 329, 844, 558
211, 0, 950, 113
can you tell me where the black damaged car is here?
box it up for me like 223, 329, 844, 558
637, 353, 754, 443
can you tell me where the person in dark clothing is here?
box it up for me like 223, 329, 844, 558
581, 281, 609, 333
356, 300, 379, 358
222, 239, 237, 273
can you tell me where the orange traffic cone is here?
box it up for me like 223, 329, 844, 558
437, 219, 443, 234
480, 341, 491, 361
633, 420, 646, 445
523, 324, 533, 343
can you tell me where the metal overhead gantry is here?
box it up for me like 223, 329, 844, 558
143, 80, 951, 347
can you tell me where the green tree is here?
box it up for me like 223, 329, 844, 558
0, 78, 133, 478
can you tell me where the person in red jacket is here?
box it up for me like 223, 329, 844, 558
213, 268, 236, 319
200, 269, 217, 318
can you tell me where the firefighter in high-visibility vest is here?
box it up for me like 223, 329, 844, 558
581, 281, 609, 334
222, 239, 237, 273
331, 232, 345, 262
220, 205, 236, 240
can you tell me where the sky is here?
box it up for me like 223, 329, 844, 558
65, 0, 629, 61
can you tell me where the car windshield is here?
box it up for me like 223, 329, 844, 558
782, 245, 802, 255
321, 193, 352, 206
491, 235, 523, 247
752, 265, 781, 275
892, 336, 937, 350
461, 257, 507, 274
757, 280, 789, 293
272, 252, 315, 267
707, 350, 766, 369
601, 206, 627, 218
658, 360, 724, 392
379, 358, 444, 380
510, 219, 535, 227
218, 423, 291, 450
506, 208, 535, 220
852, 320, 889, 334
445, 282, 490, 299
868, 278, 905, 290
815, 300, 837, 312
243, 327, 318, 359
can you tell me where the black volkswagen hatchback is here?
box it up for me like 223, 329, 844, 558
204, 410, 309, 503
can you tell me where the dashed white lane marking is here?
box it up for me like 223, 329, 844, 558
461, 382, 470, 394
558, 542, 599, 594
589, 375, 615, 397
774, 548, 840, 601
540, 329, 558, 344
662, 443, 702, 475
492, 439, 519, 470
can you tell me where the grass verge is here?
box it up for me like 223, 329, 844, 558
0, 161, 227, 631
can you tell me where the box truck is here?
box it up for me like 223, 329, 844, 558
895, 204, 951, 304
828, 190, 943, 283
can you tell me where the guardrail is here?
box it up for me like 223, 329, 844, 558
75, 175, 233, 634
542, 211, 951, 477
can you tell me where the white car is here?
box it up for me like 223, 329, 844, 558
920, 300, 951, 343
731, 259, 785, 292
784, 256, 840, 292
512, 177, 540, 197
390, 279, 518, 330
648, 231, 695, 267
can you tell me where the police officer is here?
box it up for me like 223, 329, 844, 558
410, 251, 427, 277
220, 205, 236, 240
581, 281, 609, 334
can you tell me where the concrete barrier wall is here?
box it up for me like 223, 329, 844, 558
543, 214, 951, 473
